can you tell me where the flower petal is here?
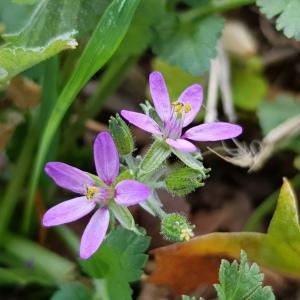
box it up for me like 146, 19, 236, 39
80, 207, 110, 260
94, 132, 119, 185
178, 84, 203, 127
115, 179, 151, 206
149, 71, 171, 122
166, 138, 197, 153
42, 197, 96, 227
45, 162, 95, 194
183, 122, 243, 141
121, 110, 162, 135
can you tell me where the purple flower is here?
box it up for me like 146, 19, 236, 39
42, 132, 151, 260
121, 71, 242, 153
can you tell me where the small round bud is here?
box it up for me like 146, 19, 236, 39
109, 114, 134, 155
161, 213, 195, 242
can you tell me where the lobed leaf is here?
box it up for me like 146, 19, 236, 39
152, 15, 224, 76
257, 0, 300, 40
80, 228, 150, 300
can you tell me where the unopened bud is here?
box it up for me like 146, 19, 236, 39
166, 167, 209, 196
109, 114, 134, 155
161, 213, 194, 242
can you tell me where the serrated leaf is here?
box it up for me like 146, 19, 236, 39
149, 179, 300, 294
257, 95, 300, 135
51, 282, 93, 300
80, 228, 150, 300
214, 251, 274, 300
257, 0, 300, 40
152, 15, 224, 76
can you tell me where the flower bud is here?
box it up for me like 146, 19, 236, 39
109, 114, 134, 155
166, 167, 209, 196
161, 213, 194, 242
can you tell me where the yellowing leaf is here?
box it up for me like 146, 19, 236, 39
149, 179, 300, 294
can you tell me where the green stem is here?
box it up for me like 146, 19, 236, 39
244, 174, 300, 231
180, 0, 256, 22
147, 195, 166, 219
0, 119, 36, 242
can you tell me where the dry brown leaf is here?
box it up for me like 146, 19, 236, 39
7, 76, 41, 109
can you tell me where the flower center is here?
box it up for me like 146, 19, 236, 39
173, 101, 192, 115
85, 186, 98, 200
163, 101, 191, 139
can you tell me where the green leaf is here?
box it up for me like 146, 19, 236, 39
0, 34, 76, 89
24, 0, 141, 232
0, 0, 110, 88
80, 228, 150, 300
51, 282, 94, 300
152, 15, 224, 76
232, 59, 267, 111
214, 250, 275, 300
257, 0, 300, 40
257, 95, 300, 135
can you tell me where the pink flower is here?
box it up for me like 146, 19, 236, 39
42, 132, 151, 259
121, 71, 242, 153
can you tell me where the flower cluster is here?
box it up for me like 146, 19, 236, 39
42, 71, 243, 260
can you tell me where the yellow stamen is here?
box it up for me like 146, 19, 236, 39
86, 186, 97, 200
180, 228, 194, 241
172, 101, 192, 114
184, 103, 192, 113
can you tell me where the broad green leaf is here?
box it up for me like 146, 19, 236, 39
232, 59, 267, 111
51, 282, 94, 300
257, 95, 300, 135
214, 251, 275, 300
151, 58, 203, 100
257, 0, 300, 40
150, 179, 300, 294
80, 228, 150, 300
0, 0, 110, 88
24, 0, 141, 231
0, 34, 76, 89
152, 15, 224, 76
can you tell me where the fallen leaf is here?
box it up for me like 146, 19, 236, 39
149, 178, 300, 294
7, 76, 41, 108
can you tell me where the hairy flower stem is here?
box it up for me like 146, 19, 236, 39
146, 196, 166, 220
